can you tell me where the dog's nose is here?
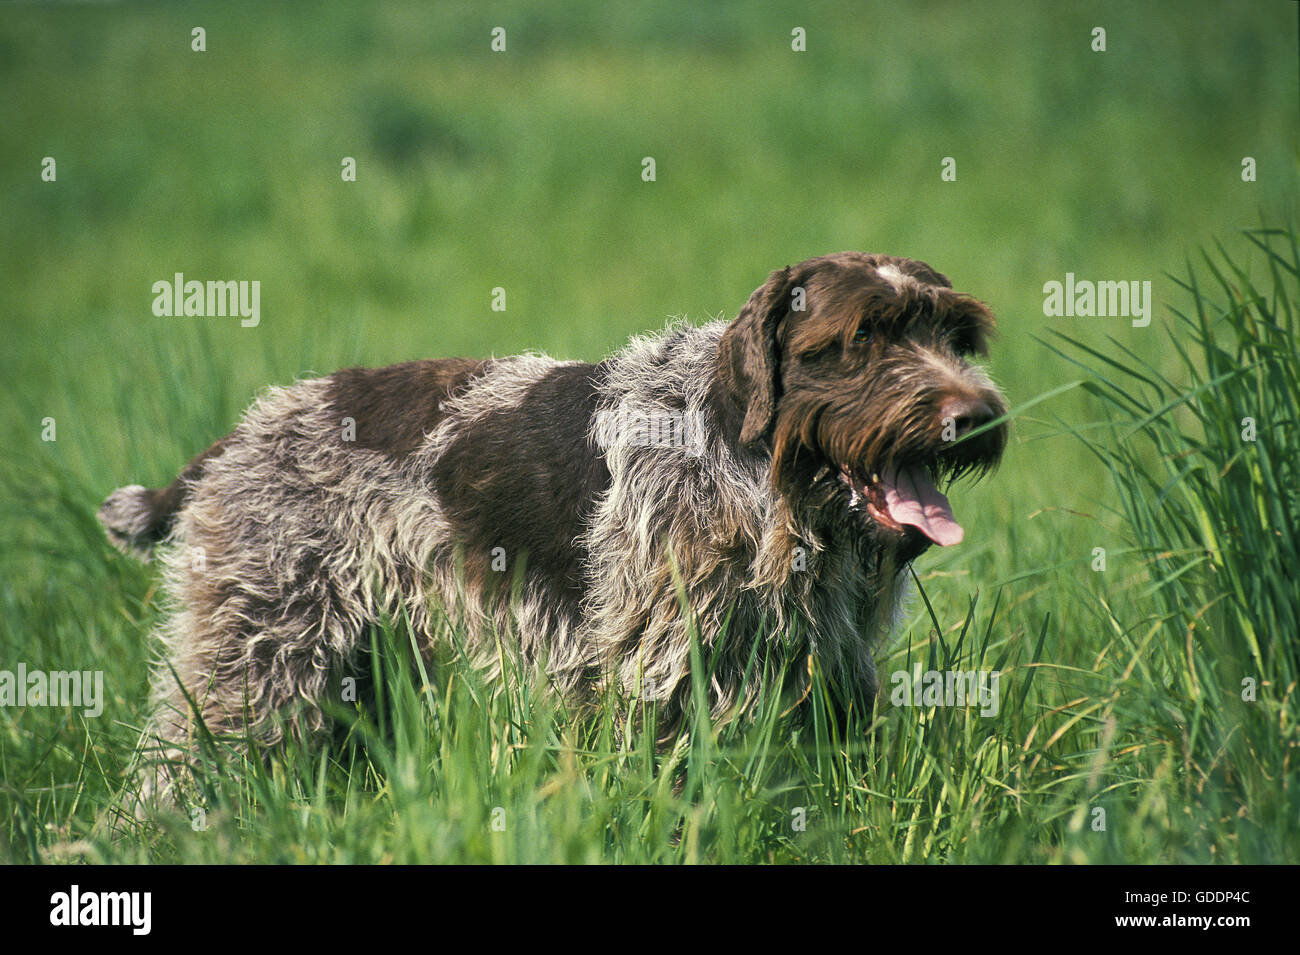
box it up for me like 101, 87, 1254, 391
940, 396, 996, 440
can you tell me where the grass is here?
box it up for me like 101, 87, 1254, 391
1049, 227, 1300, 863
1, 1, 1298, 863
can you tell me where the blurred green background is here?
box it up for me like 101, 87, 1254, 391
1, 1, 1297, 862
5, 1, 1297, 530
4, 2, 1296, 501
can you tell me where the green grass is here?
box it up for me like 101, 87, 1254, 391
1048, 227, 1300, 863
1, 1, 1298, 863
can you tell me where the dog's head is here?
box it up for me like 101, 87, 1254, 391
717, 251, 1008, 562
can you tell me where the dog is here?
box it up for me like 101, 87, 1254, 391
99, 251, 1007, 807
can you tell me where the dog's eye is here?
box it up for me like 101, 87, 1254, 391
853, 326, 874, 345
951, 330, 978, 356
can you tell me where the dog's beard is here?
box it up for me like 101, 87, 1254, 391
769, 390, 1005, 566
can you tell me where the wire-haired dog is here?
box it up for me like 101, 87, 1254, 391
100, 251, 1007, 808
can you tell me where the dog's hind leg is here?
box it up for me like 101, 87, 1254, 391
126, 520, 376, 818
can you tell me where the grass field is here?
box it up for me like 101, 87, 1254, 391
2, 1, 1298, 863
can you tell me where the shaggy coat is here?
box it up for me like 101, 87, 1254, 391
99, 251, 1007, 805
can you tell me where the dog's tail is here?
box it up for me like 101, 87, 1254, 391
98, 485, 174, 560
98, 437, 228, 561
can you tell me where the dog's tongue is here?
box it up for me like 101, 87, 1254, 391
881, 467, 964, 546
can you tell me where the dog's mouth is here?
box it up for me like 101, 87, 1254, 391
836, 464, 964, 547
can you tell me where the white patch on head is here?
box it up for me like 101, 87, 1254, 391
876, 263, 916, 293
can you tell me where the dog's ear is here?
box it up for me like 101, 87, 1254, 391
720, 265, 798, 447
